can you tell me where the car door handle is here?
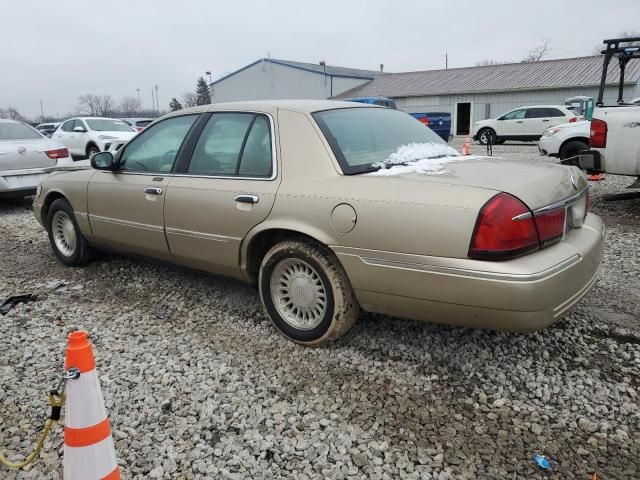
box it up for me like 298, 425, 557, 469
144, 187, 163, 195
234, 194, 259, 204
542, 119, 550, 122
516, 121, 523, 123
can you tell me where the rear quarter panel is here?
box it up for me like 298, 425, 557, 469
594, 106, 640, 175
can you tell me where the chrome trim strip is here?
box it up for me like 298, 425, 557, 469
512, 187, 589, 221
89, 214, 164, 232
357, 254, 581, 282
113, 111, 278, 182
165, 227, 240, 243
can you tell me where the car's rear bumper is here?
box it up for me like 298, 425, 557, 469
332, 213, 605, 332
0, 168, 51, 195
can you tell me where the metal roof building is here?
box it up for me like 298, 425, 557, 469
209, 58, 383, 104
336, 56, 640, 135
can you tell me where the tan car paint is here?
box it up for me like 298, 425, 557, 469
34, 100, 605, 332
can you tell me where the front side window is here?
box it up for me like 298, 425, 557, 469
61, 120, 75, 132
501, 109, 526, 120
187, 113, 272, 177
86, 119, 132, 132
313, 107, 452, 175
119, 115, 197, 173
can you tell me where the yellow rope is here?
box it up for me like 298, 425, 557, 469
0, 394, 64, 470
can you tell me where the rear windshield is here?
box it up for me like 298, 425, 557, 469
0, 122, 43, 140
313, 108, 453, 174
86, 119, 133, 132
136, 120, 152, 127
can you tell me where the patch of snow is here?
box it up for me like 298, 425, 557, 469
368, 142, 463, 177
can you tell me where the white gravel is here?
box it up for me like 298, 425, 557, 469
1, 139, 639, 479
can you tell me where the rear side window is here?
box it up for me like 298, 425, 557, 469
0, 122, 42, 140
188, 113, 272, 178
545, 108, 566, 117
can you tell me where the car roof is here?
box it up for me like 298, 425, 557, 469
165, 99, 375, 118
515, 105, 570, 109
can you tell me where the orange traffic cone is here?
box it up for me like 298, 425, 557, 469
63, 331, 120, 480
461, 135, 471, 156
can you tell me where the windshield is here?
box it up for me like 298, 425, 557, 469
0, 122, 43, 140
86, 119, 134, 132
313, 107, 455, 174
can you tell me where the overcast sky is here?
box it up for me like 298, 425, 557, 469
2, 0, 638, 119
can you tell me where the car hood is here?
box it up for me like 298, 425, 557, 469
365, 155, 586, 210
95, 131, 136, 140
546, 120, 590, 134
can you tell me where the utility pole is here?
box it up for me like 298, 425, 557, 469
154, 85, 159, 112
136, 88, 141, 109
39, 99, 44, 122
445, 51, 448, 70
151, 88, 155, 112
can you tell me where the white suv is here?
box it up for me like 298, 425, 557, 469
472, 105, 577, 145
53, 117, 136, 159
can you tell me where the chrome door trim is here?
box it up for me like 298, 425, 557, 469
512, 186, 588, 221
165, 227, 240, 243
89, 214, 164, 232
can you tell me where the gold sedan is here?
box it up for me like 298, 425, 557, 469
33, 101, 605, 345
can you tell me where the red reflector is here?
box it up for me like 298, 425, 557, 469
590, 118, 607, 148
45, 148, 69, 159
469, 193, 539, 260
534, 208, 565, 246
568, 117, 577, 123
418, 117, 430, 126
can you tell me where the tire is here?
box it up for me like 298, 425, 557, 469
259, 238, 359, 346
46, 198, 92, 266
86, 144, 100, 159
559, 140, 588, 166
477, 128, 496, 145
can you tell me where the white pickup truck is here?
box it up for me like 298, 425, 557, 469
580, 38, 640, 182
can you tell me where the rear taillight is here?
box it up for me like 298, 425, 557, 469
418, 117, 430, 126
534, 208, 566, 247
568, 117, 577, 123
590, 118, 607, 148
45, 148, 69, 159
469, 193, 539, 260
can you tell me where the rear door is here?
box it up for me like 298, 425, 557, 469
522, 108, 548, 137
164, 111, 280, 279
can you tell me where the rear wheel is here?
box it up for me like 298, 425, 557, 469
477, 128, 496, 145
259, 238, 359, 346
46, 198, 92, 266
559, 140, 588, 166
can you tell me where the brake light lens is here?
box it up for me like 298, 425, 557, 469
590, 118, 607, 148
469, 193, 539, 260
568, 117, 577, 123
44, 148, 69, 159
534, 208, 566, 247
418, 117, 430, 126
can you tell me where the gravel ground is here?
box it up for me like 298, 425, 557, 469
1, 141, 639, 479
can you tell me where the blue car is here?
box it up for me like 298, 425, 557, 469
343, 97, 397, 109
410, 112, 451, 142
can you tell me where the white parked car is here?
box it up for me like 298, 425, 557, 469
0, 119, 72, 199
472, 105, 577, 145
538, 120, 590, 165
53, 117, 136, 159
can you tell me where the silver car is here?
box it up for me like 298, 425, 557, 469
0, 119, 73, 199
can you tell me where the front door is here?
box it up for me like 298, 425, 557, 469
87, 114, 200, 260
497, 108, 526, 137
164, 112, 280, 279
53, 119, 79, 155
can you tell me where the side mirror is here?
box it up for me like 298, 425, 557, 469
73, 126, 86, 133
91, 151, 117, 171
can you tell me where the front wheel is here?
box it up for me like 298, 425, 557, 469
46, 198, 92, 266
559, 140, 588, 166
86, 145, 100, 159
477, 128, 496, 145
259, 239, 359, 346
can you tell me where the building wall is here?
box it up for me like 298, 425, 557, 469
395, 85, 626, 135
211, 60, 371, 103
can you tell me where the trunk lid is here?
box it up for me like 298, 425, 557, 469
368, 155, 586, 210
0, 138, 59, 170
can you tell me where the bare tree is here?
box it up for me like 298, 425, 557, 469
0, 107, 25, 120
119, 96, 140, 116
181, 92, 197, 108
522, 38, 551, 62
77, 94, 115, 117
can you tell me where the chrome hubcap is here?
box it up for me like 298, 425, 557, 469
52, 211, 76, 257
270, 259, 327, 330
